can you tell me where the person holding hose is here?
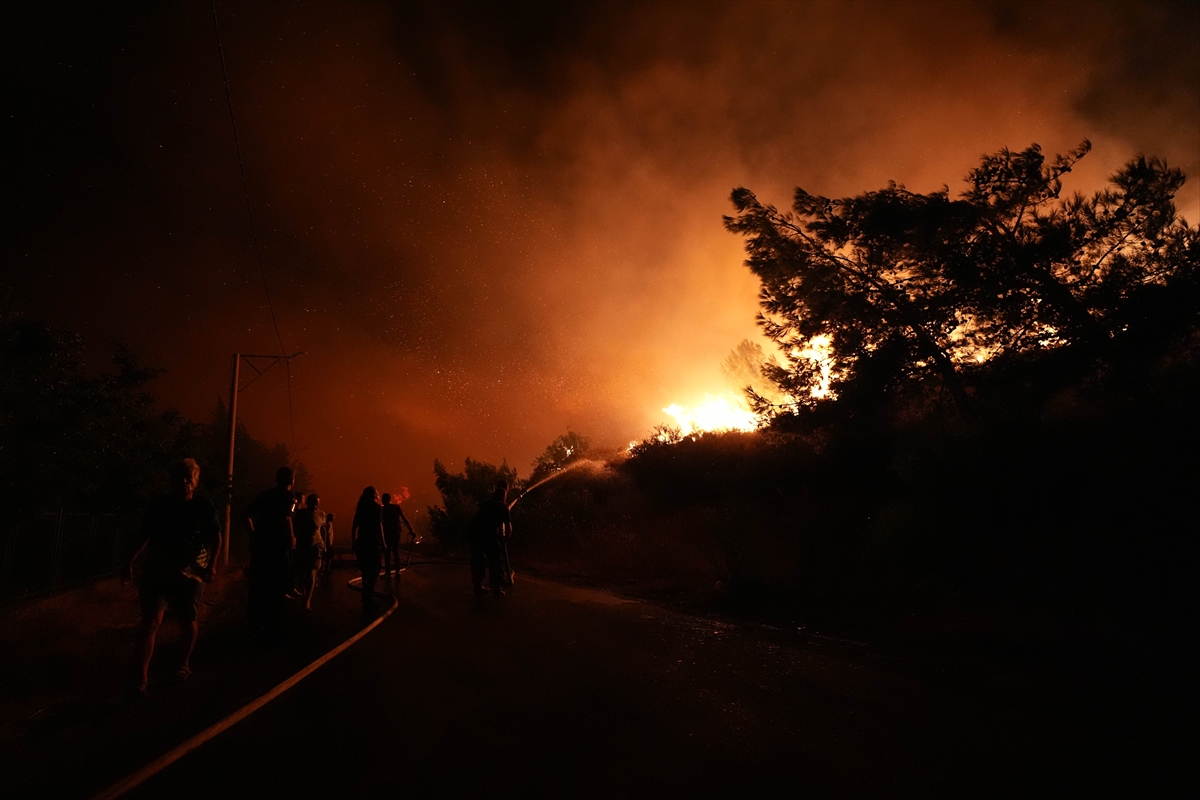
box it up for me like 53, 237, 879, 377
381, 491, 416, 579
351, 486, 384, 613
469, 480, 513, 597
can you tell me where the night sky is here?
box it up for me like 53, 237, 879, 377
5, 1, 1198, 516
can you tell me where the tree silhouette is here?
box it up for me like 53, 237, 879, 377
428, 457, 519, 546
724, 142, 1199, 413
529, 431, 591, 484
0, 315, 305, 516
721, 339, 789, 408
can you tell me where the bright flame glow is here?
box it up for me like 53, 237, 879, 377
792, 334, 835, 398
662, 394, 759, 436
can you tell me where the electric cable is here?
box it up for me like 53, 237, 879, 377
285, 358, 296, 442
210, 0, 297, 442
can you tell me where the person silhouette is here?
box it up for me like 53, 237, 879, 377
469, 480, 512, 597
293, 493, 326, 611
320, 512, 336, 575
351, 486, 384, 612
124, 458, 220, 695
381, 492, 415, 579
244, 467, 297, 636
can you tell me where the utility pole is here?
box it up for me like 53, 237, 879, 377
221, 354, 240, 571
221, 351, 304, 571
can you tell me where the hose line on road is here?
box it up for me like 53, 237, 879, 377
91, 575, 399, 800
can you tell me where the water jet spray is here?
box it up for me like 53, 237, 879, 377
508, 459, 607, 510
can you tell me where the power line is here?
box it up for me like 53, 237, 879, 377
210, 0, 296, 442
286, 358, 296, 442
210, 0, 286, 359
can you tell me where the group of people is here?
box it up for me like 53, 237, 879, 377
243, 466, 339, 631
124, 458, 512, 696
241, 467, 425, 626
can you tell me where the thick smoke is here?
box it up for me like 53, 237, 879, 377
4, 0, 1196, 514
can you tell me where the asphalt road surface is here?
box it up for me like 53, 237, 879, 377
97, 558, 1163, 799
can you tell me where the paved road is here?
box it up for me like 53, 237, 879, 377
106, 559, 1151, 798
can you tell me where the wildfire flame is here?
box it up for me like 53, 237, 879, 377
790, 334, 835, 399
662, 394, 759, 436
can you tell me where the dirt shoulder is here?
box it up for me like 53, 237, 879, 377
0, 570, 244, 744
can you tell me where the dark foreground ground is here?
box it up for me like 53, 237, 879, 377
2, 557, 1184, 799
0, 558, 370, 799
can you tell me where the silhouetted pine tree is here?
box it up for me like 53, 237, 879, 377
725, 142, 1199, 416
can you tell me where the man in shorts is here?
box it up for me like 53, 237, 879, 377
380, 492, 415, 580
124, 458, 220, 695
292, 493, 326, 610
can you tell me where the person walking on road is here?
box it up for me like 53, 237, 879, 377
284, 491, 305, 599
293, 493, 326, 611
381, 491, 415, 580
352, 486, 384, 612
124, 458, 220, 696
244, 467, 297, 636
469, 480, 513, 597
320, 512, 336, 575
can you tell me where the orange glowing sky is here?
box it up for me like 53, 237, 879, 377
5, 1, 1198, 520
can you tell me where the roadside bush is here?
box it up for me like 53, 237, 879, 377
427, 458, 519, 548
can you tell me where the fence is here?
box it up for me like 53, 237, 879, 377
0, 512, 133, 606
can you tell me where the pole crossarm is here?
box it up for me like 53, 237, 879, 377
236, 352, 304, 393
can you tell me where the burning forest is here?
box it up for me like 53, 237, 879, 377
2, 2, 1197, 796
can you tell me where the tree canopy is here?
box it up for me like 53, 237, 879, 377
428, 430, 594, 546
428, 457, 520, 545
724, 142, 1200, 414
0, 317, 174, 514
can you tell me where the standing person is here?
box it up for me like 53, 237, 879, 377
124, 458, 220, 696
380, 492, 415, 580
244, 467, 297, 636
320, 512, 336, 575
469, 481, 513, 597
351, 487, 384, 612
292, 493, 326, 611
285, 491, 304, 599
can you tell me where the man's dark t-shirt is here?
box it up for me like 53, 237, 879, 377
245, 486, 295, 555
140, 494, 221, 580
471, 497, 511, 545
382, 505, 406, 539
